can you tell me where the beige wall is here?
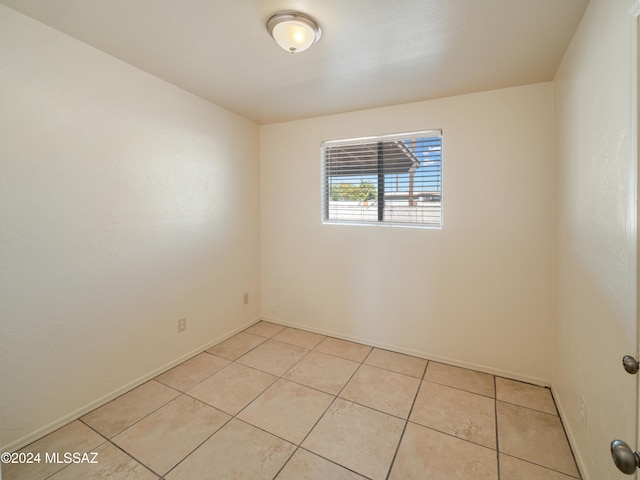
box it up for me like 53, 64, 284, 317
0, 6, 261, 450
260, 83, 555, 384
553, 1, 637, 478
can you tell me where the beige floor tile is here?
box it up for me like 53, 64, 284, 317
496, 378, 557, 415
276, 449, 368, 480
187, 362, 276, 415
425, 362, 495, 397
410, 381, 496, 448
3, 421, 105, 480
314, 337, 372, 362
238, 379, 333, 444
272, 327, 326, 349
112, 395, 229, 475
155, 352, 230, 392
236, 339, 309, 376
49, 442, 158, 480
302, 398, 404, 480
389, 422, 498, 479
283, 351, 359, 395
364, 348, 428, 378
10, 321, 582, 480
339, 364, 420, 418
165, 419, 295, 480
499, 454, 580, 480
81, 381, 179, 438
244, 321, 286, 338
206, 332, 267, 360
497, 401, 579, 477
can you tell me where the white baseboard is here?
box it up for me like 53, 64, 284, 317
2, 317, 261, 453
260, 315, 551, 387
553, 391, 587, 480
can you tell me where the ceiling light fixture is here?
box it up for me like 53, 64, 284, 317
267, 11, 321, 54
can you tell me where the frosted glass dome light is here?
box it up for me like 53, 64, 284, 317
267, 11, 321, 54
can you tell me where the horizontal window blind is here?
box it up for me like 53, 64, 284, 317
321, 130, 442, 228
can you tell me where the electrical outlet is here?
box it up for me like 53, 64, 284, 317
178, 318, 186, 333
243, 293, 249, 305
580, 395, 587, 427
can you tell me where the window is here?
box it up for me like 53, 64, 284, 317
321, 130, 442, 228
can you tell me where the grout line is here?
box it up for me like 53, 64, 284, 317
105, 438, 166, 479
262, 333, 377, 475
419, 359, 429, 381
161, 414, 234, 478
295, 395, 339, 450
335, 362, 364, 397
294, 349, 368, 446
405, 419, 498, 451
79, 383, 181, 439
495, 398, 561, 417
361, 346, 375, 364
272, 445, 301, 479
498, 453, 582, 479
205, 327, 340, 458
294, 447, 376, 480
419, 377, 496, 399
384, 370, 424, 480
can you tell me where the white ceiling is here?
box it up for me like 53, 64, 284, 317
1, 0, 589, 124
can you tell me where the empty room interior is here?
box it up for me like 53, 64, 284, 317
1, 0, 639, 479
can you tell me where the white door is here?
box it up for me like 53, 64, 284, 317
610, 4, 640, 477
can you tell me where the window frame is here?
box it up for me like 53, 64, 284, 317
321, 129, 443, 229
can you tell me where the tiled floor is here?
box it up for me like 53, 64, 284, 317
3, 321, 581, 480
